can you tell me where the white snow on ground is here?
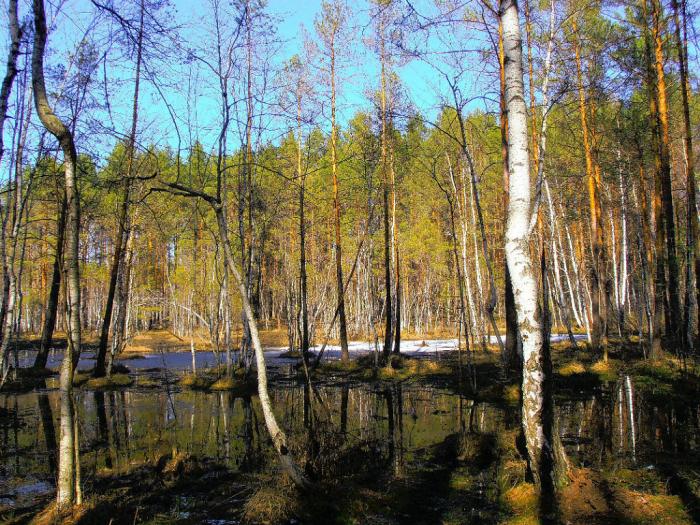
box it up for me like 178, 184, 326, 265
266, 334, 587, 362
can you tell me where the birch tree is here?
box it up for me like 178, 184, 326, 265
500, 0, 565, 499
32, 0, 82, 506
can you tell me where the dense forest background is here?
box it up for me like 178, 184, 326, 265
2, 0, 697, 358
1, 0, 700, 519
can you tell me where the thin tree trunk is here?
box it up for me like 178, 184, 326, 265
35, 196, 66, 369
297, 92, 310, 362
32, 0, 82, 506
214, 207, 309, 488
643, 0, 664, 358
671, 0, 699, 351
651, 0, 682, 345
94, 0, 144, 377
329, 33, 350, 361
379, 15, 393, 359
573, 18, 607, 358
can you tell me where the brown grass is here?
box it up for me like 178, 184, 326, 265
242, 485, 300, 525
557, 361, 586, 377
589, 359, 618, 381
179, 374, 214, 390
85, 374, 133, 389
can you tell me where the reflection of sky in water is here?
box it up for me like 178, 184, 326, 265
4, 335, 691, 518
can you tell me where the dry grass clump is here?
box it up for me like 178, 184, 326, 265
557, 361, 586, 377
633, 358, 678, 381
374, 356, 450, 381
278, 349, 303, 358
318, 359, 360, 374
134, 375, 161, 388
589, 359, 618, 381
503, 384, 520, 405
449, 470, 473, 491
502, 482, 538, 515
210, 376, 256, 394
242, 485, 300, 525
611, 488, 691, 524
179, 374, 213, 390
85, 373, 133, 389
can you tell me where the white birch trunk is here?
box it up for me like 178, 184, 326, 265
500, 0, 547, 484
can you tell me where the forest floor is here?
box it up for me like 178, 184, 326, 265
3, 336, 700, 524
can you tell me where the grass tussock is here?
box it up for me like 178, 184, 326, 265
134, 375, 161, 388
242, 485, 300, 525
633, 359, 679, 382
589, 359, 618, 381
612, 488, 691, 524
502, 384, 520, 405
372, 356, 451, 381
501, 482, 538, 515
210, 376, 256, 394
557, 361, 586, 377
278, 349, 303, 358
318, 359, 361, 374
179, 374, 214, 390
318, 354, 451, 382
85, 374, 133, 389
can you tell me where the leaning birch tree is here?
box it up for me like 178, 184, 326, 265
32, 0, 82, 507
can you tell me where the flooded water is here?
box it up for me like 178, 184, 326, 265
1, 347, 699, 523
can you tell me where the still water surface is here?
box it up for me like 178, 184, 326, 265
1, 348, 699, 521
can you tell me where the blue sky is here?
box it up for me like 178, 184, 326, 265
19, 0, 492, 162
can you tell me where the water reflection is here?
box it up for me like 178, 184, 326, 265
1, 370, 700, 514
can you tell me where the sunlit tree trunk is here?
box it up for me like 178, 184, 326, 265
0, 0, 22, 378
499, 15, 520, 373
32, 0, 82, 506
379, 13, 393, 359
0, 77, 31, 381
297, 86, 310, 362
642, 0, 665, 358
500, 0, 566, 497
651, 0, 682, 345
214, 206, 309, 487
572, 18, 607, 359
